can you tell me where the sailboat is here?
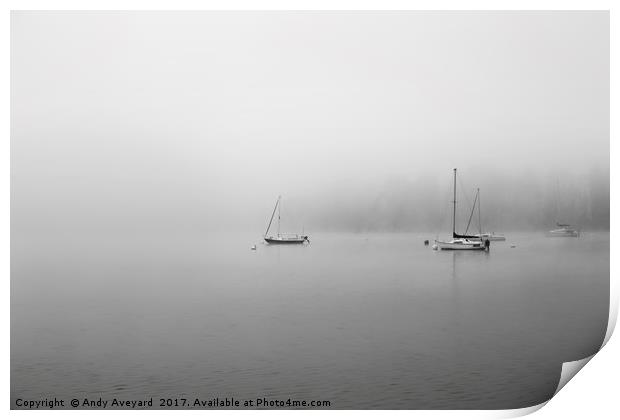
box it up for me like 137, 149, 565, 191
435, 169, 487, 251
453, 188, 506, 242
264, 196, 310, 244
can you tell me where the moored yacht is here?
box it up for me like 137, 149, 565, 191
263, 196, 310, 244
548, 223, 579, 237
434, 169, 487, 251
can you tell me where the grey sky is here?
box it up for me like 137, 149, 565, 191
11, 11, 609, 234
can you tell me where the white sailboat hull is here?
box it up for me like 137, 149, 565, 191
434, 239, 487, 250
547, 228, 579, 237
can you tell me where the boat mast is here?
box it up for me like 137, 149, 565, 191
452, 168, 457, 236
278, 197, 281, 237
477, 188, 482, 234
264, 196, 281, 238
465, 188, 478, 234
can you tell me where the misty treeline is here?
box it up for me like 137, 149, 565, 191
300, 167, 609, 233
11, 164, 609, 236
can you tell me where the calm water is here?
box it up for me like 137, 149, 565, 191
11, 231, 609, 409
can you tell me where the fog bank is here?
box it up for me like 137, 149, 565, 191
11, 11, 609, 236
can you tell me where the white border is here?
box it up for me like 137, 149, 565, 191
3, 1, 616, 419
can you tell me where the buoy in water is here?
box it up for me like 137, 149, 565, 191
424, 240, 429, 246
251, 245, 257, 250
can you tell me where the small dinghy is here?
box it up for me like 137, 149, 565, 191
263, 196, 310, 245
477, 232, 506, 241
